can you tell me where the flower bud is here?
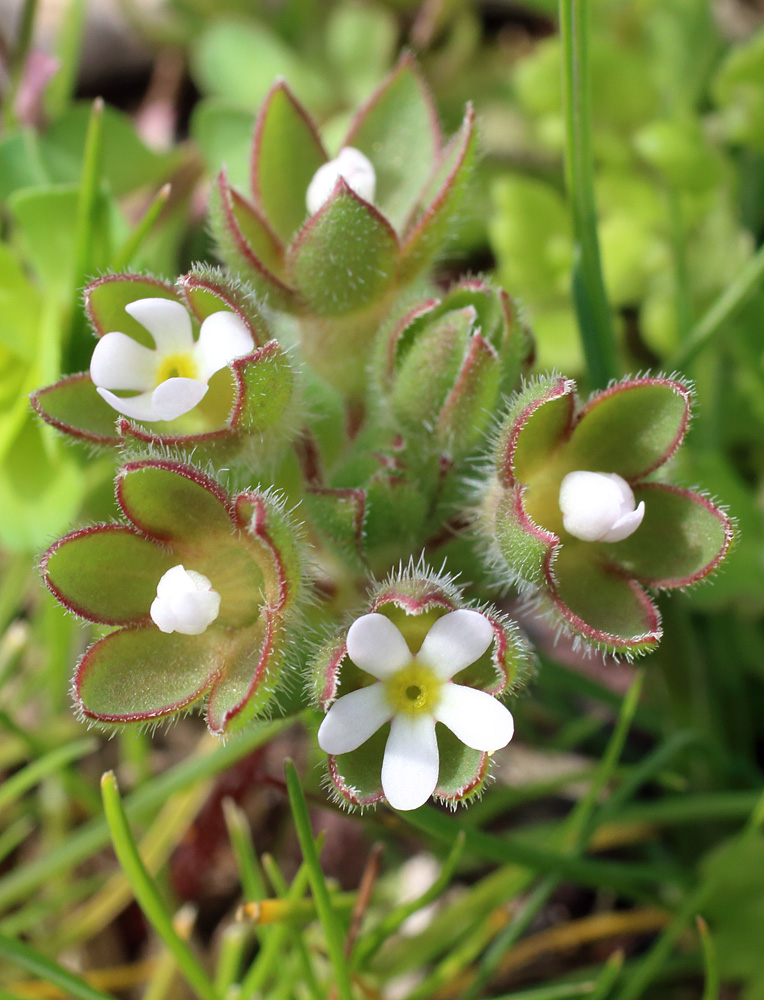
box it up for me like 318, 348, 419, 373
306, 147, 376, 214
559, 471, 645, 543
150, 565, 221, 635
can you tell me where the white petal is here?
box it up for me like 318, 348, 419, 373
150, 595, 177, 633
435, 683, 515, 752
96, 386, 158, 422
125, 298, 194, 353
156, 564, 191, 600
602, 501, 645, 543
317, 684, 391, 755
381, 714, 439, 811
604, 472, 636, 508
416, 610, 494, 679
559, 470, 628, 542
346, 613, 412, 679
90, 332, 157, 390
169, 589, 221, 635
193, 311, 255, 381
306, 147, 376, 214
151, 378, 209, 421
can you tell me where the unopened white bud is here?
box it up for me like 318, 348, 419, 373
559, 471, 645, 543
150, 565, 221, 635
306, 147, 376, 215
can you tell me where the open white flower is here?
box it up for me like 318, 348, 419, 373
90, 298, 254, 422
317, 610, 515, 811
559, 470, 645, 543
150, 565, 221, 635
306, 147, 376, 215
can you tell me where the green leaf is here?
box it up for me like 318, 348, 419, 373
345, 54, 441, 229
305, 488, 366, 567
399, 105, 477, 279
232, 342, 294, 433
325, 2, 398, 102
40, 103, 176, 196
8, 184, 113, 301
191, 20, 332, 115
209, 173, 296, 311
496, 375, 574, 486
611, 484, 732, 590
75, 628, 219, 723
31, 372, 121, 444
190, 99, 253, 189
435, 724, 486, 802
550, 544, 661, 654
287, 182, 398, 316
206, 618, 282, 734
85, 273, 178, 346
565, 378, 692, 480
179, 266, 271, 345
0, 129, 50, 200
251, 81, 327, 245
42, 525, 174, 625
492, 486, 554, 588
116, 462, 234, 542
0, 933, 116, 1000
0, 243, 44, 361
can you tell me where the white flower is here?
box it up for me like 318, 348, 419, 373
559, 470, 645, 543
317, 610, 515, 811
90, 298, 254, 422
150, 565, 221, 635
306, 147, 376, 215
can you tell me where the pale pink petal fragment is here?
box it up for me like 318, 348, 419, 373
96, 387, 157, 421
125, 298, 194, 353
346, 613, 412, 679
317, 684, 392, 755
90, 332, 157, 390
417, 609, 494, 679
193, 311, 255, 381
151, 378, 209, 421
381, 714, 439, 811
435, 683, 514, 752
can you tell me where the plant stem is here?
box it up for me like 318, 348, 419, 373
559, 0, 618, 388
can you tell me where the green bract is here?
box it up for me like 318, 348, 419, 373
31, 267, 296, 460
41, 460, 305, 734
210, 53, 477, 396
477, 375, 734, 656
375, 280, 534, 460
309, 564, 532, 809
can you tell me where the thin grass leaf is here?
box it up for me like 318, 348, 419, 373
284, 759, 355, 1000
0, 737, 95, 813
697, 917, 719, 1000
112, 183, 172, 270
0, 932, 117, 1000
100, 770, 218, 1000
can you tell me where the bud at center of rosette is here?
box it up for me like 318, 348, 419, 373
40, 459, 306, 734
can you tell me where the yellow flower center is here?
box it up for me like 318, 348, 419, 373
385, 661, 442, 715
155, 353, 199, 385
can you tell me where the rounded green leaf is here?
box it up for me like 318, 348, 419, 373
611, 484, 734, 589
495, 376, 575, 487
566, 378, 692, 480
548, 544, 662, 655
287, 182, 398, 317
31, 373, 121, 445
434, 725, 487, 803
206, 617, 283, 734
74, 628, 220, 723
230, 342, 294, 433
42, 526, 173, 624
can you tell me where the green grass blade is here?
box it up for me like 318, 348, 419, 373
697, 917, 719, 1000
0, 932, 116, 1000
100, 771, 218, 1000
284, 759, 355, 1000
112, 183, 172, 270
559, 0, 617, 387
0, 719, 290, 912
0, 737, 95, 813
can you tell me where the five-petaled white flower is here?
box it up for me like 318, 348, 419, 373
306, 147, 376, 215
90, 298, 254, 422
559, 470, 645, 543
318, 610, 515, 811
150, 565, 221, 635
